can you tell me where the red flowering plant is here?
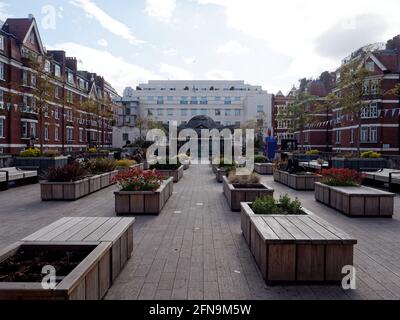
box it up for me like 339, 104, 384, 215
320, 168, 364, 187
113, 168, 164, 192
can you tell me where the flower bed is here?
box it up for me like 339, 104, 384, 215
315, 168, 394, 217
114, 169, 174, 215
273, 170, 321, 190
223, 174, 274, 211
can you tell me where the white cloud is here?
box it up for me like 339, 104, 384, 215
163, 48, 178, 56
217, 40, 249, 55
70, 0, 143, 45
97, 39, 108, 47
0, 2, 11, 21
205, 69, 234, 80
184, 57, 197, 64
48, 42, 161, 94
145, 0, 176, 23
160, 64, 194, 80
198, 0, 400, 78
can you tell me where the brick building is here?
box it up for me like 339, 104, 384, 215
0, 16, 119, 155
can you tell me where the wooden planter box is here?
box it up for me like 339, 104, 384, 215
254, 163, 273, 175
273, 170, 321, 190
0, 242, 111, 300
315, 182, 394, 217
155, 165, 184, 183
332, 157, 386, 172
240, 202, 357, 284
41, 170, 118, 201
115, 177, 174, 215
223, 176, 274, 211
15, 156, 68, 171
116, 163, 144, 172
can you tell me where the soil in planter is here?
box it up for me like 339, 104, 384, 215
232, 184, 267, 189
250, 204, 307, 216
0, 246, 95, 283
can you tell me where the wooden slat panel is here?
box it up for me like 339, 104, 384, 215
299, 217, 341, 241
98, 251, 110, 298
262, 217, 294, 241
111, 239, 121, 282
52, 218, 97, 241
250, 217, 279, 241
274, 217, 310, 242
296, 245, 325, 281
85, 264, 99, 300
84, 218, 122, 242
34, 218, 86, 242
68, 217, 110, 242
289, 217, 326, 241
69, 281, 85, 300
309, 215, 356, 244
99, 218, 135, 243
267, 244, 296, 281
22, 218, 73, 241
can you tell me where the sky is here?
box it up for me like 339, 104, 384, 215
1, 0, 400, 95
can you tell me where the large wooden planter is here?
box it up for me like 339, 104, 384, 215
240, 202, 357, 284
40, 170, 118, 201
154, 165, 184, 183
254, 163, 273, 175
15, 156, 68, 171
332, 157, 386, 172
315, 182, 394, 217
0, 242, 111, 300
115, 177, 174, 215
223, 176, 274, 211
273, 170, 321, 190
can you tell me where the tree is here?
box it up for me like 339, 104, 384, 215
79, 97, 98, 148
278, 92, 319, 152
325, 56, 378, 156
24, 56, 55, 152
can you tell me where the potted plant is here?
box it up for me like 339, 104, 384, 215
150, 158, 184, 183
254, 155, 273, 175
214, 157, 236, 183
16, 148, 68, 171
114, 169, 174, 215
115, 159, 143, 171
223, 172, 274, 211
332, 151, 386, 172
315, 168, 394, 217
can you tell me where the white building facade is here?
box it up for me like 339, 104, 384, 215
113, 80, 273, 148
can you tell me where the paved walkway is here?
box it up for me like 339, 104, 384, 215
1, 165, 400, 299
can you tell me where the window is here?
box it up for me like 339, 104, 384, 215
167, 109, 174, 116
200, 109, 207, 116
44, 125, 49, 141
200, 97, 208, 105
225, 109, 231, 116
335, 130, 341, 144
54, 125, 59, 141
361, 127, 368, 142
44, 60, 51, 73
31, 74, 36, 87
370, 127, 378, 143
67, 91, 74, 103
235, 109, 241, 117
148, 109, 153, 116
157, 109, 163, 116
0, 36, 4, 51
67, 127, 74, 142
0, 89, 3, 104
350, 128, 354, 143
191, 109, 197, 116
54, 108, 59, 120
0, 62, 4, 80
257, 105, 264, 113
123, 133, 129, 141
361, 102, 378, 119
180, 97, 188, 105
67, 72, 74, 84
157, 97, 164, 105
79, 128, 84, 142
55, 86, 60, 99
147, 96, 154, 102
190, 97, 198, 105
167, 96, 174, 102
181, 109, 187, 116
215, 109, 221, 116
30, 122, 36, 138
54, 65, 61, 78
336, 111, 342, 123
215, 96, 221, 102
21, 121, 28, 138
224, 97, 231, 105
234, 96, 241, 102
366, 61, 375, 72
0, 118, 4, 137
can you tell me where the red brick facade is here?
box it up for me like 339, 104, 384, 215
0, 17, 119, 155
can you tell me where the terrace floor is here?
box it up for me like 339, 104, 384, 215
1, 165, 400, 300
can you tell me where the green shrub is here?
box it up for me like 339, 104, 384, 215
87, 147, 97, 154
116, 159, 137, 168
360, 151, 381, 158
150, 157, 182, 171
85, 158, 117, 174
305, 149, 320, 155
47, 162, 87, 182
254, 155, 268, 163
252, 194, 303, 215
20, 148, 42, 157
43, 149, 60, 158
228, 172, 260, 184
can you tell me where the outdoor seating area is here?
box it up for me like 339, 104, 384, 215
0, 167, 38, 190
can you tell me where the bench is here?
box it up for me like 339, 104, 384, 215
241, 203, 357, 284
0, 167, 38, 190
